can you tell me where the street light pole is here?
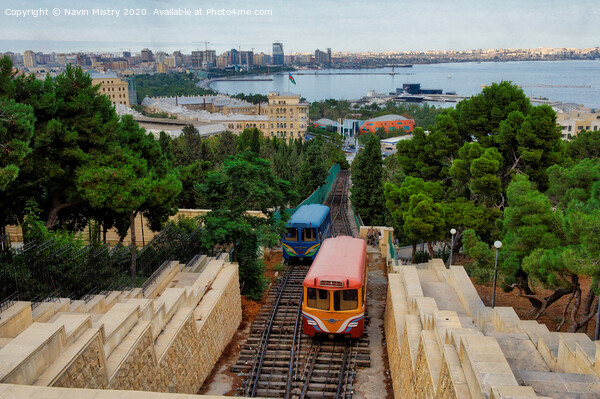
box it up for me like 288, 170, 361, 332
448, 228, 456, 268
595, 296, 600, 340
491, 240, 502, 308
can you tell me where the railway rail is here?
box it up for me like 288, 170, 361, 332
233, 170, 369, 398
325, 170, 353, 237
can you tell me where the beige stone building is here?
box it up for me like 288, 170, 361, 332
267, 91, 309, 140
555, 104, 600, 140
89, 71, 130, 106
141, 92, 308, 140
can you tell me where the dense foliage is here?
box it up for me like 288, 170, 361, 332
310, 99, 443, 128
231, 92, 268, 104
384, 80, 600, 332
134, 72, 215, 103
351, 135, 386, 226
196, 153, 299, 299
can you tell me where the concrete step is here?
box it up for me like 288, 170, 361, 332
520, 370, 600, 398
488, 332, 551, 385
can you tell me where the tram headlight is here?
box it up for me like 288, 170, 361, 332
307, 320, 317, 326
348, 322, 358, 328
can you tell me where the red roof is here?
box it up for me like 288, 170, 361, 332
304, 237, 367, 289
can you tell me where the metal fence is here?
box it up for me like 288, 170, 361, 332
388, 232, 399, 267
0, 221, 206, 302
352, 206, 364, 231
275, 164, 341, 220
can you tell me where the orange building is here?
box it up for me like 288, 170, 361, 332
358, 114, 415, 134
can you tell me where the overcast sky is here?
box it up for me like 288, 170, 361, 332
1, 0, 598, 54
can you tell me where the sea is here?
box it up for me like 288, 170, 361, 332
210, 60, 600, 109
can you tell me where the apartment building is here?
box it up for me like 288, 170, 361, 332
555, 104, 600, 139
267, 92, 309, 140
89, 71, 130, 106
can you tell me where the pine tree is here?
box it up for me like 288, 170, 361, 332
351, 135, 385, 225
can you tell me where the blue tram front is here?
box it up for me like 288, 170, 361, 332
282, 204, 331, 261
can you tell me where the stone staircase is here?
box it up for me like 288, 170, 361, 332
0, 254, 242, 396
384, 254, 600, 399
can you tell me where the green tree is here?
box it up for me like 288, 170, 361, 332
403, 193, 445, 257
566, 130, 600, 161
9, 64, 120, 228
297, 139, 328, 200
351, 135, 385, 226
449, 142, 503, 206
77, 116, 182, 284
196, 153, 299, 299
0, 99, 34, 191
214, 130, 237, 164
385, 176, 445, 259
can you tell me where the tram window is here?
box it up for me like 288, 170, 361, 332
307, 288, 329, 310
307, 288, 317, 308
284, 228, 298, 241
317, 289, 330, 310
334, 289, 358, 311
302, 228, 317, 241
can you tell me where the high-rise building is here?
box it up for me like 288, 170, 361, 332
23, 50, 36, 68
272, 42, 284, 65
228, 49, 239, 65
315, 49, 332, 65
173, 51, 184, 66
141, 48, 153, 62
191, 51, 203, 68
165, 56, 177, 68
203, 50, 216, 68
155, 52, 167, 64
240, 51, 254, 68
254, 52, 270, 66
157, 63, 167, 73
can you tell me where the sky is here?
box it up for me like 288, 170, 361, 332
1, 0, 599, 54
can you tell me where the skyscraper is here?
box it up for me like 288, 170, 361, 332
141, 48, 153, 62
23, 50, 36, 67
272, 42, 284, 65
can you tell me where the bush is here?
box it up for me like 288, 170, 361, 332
413, 250, 431, 263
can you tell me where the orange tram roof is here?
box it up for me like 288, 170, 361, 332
304, 237, 367, 289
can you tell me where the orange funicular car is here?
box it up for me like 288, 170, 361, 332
302, 236, 367, 338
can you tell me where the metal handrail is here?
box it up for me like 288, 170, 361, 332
141, 260, 172, 294
0, 292, 19, 313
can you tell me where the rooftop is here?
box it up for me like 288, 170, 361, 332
88, 71, 119, 79
366, 114, 410, 122
268, 91, 301, 98
287, 204, 330, 227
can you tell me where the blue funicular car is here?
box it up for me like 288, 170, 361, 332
282, 204, 332, 261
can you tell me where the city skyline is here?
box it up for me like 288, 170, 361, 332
1, 0, 599, 54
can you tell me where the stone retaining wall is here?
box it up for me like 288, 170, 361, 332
379, 226, 600, 399
0, 256, 242, 397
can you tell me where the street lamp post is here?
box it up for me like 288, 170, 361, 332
448, 228, 456, 268
491, 241, 502, 308
595, 295, 600, 340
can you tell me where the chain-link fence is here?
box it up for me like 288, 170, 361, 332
0, 220, 205, 302
275, 164, 341, 220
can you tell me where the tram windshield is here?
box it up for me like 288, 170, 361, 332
284, 228, 298, 241
307, 288, 330, 310
302, 228, 317, 242
334, 289, 359, 311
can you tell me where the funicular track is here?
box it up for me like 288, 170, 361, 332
325, 170, 353, 237
232, 170, 369, 398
